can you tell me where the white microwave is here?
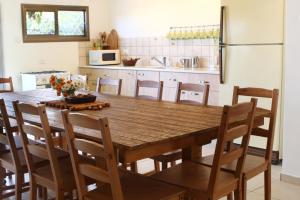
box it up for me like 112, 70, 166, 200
89, 49, 121, 66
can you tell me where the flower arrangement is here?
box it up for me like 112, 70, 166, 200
49, 75, 84, 97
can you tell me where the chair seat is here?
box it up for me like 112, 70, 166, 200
85, 172, 185, 200
152, 150, 182, 162
195, 154, 268, 179
0, 148, 46, 172
151, 161, 237, 199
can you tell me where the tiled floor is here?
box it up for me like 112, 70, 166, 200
4, 145, 300, 199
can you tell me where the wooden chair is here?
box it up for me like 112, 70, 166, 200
0, 77, 14, 93
13, 101, 78, 200
0, 99, 48, 200
152, 99, 257, 200
197, 86, 279, 200
96, 77, 122, 95
152, 82, 210, 172
176, 82, 210, 105
135, 80, 163, 101
61, 110, 185, 200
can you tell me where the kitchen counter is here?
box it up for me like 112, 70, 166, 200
80, 65, 220, 75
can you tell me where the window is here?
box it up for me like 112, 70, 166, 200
21, 4, 90, 42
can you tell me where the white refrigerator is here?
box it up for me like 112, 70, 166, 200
219, 0, 284, 161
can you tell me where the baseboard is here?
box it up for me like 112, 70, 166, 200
232, 143, 281, 165
281, 173, 300, 186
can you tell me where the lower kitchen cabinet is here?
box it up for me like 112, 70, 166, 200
79, 67, 219, 105
118, 70, 137, 97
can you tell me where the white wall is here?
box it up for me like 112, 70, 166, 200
108, 0, 220, 37
282, 0, 300, 179
0, 0, 110, 90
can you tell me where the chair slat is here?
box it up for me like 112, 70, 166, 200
73, 139, 107, 158
228, 102, 254, 116
68, 113, 101, 131
22, 124, 44, 140
251, 127, 269, 137
220, 148, 244, 165
17, 103, 40, 115
27, 144, 49, 159
224, 125, 248, 142
79, 163, 111, 183
237, 87, 273, 98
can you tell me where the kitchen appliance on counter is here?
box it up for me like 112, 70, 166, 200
89, 49, 121, 66
180, 57, 200, 68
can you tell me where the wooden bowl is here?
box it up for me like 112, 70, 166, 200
122, 58, 140, 66
65, 94, 96, 104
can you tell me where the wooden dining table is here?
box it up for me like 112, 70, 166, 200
0, 89, 269, 168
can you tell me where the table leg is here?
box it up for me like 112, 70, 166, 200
182, 145, 203, 161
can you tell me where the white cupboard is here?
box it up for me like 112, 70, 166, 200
79, 67, 219, 105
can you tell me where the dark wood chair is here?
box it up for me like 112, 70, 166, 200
13, 102, 77, 200
96, 77, 122, 95
152, 82, 210, 172
152, 99, 257, 200
61, 110, 185, 200
135, 80, 163, 101
197, 86, 279, 200
0, 77, 14, 93
176, 82, 210, 105
0, 99, 48, 200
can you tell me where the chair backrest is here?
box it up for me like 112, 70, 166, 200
208, 98, 257, 197
176, 82, 210, 105
96, 78, 122, 95
232, 86, 279, 162
0, 99, 21, 168
135, 80, 163, 101
13, 101, 64, 188
0, 77, 14, 93
61, 111, 123, 200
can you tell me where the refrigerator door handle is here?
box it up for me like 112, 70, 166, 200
219, 6, 225, 84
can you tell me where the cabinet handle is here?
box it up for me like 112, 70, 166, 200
182, 91, 186, 94
194, 93, 200, 96
173, 78, 177, 82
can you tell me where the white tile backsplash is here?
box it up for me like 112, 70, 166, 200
78, 36, 219, 67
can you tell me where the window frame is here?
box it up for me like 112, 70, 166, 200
21, 4, 90, 43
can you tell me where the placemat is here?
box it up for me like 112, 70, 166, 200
40, 100, 110, 111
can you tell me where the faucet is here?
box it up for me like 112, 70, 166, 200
151, 56, 167, 67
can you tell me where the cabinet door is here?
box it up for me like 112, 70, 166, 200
136, 71, 160, 98
118, 70, 137, 97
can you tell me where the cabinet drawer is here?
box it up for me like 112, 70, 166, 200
136, 71, 159, 81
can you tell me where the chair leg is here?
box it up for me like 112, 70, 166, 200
0, 167, 5, 199
29, 181, 37, 200
227, 192, 233, 200
42, 187, 48, 200
15, 171, 24, 200
154, 161, 160, 172
55, 189, 65, 200
242, 177, 247, 200
234, 189, 242, 200
162, 161, 168, 170
264, 165, 271, 200
130, 162, 138, 173
170, 161, 176, 167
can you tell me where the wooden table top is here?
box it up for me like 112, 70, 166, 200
0, 89, 270, 151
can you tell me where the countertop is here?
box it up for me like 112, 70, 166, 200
80, 65, 220, 75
